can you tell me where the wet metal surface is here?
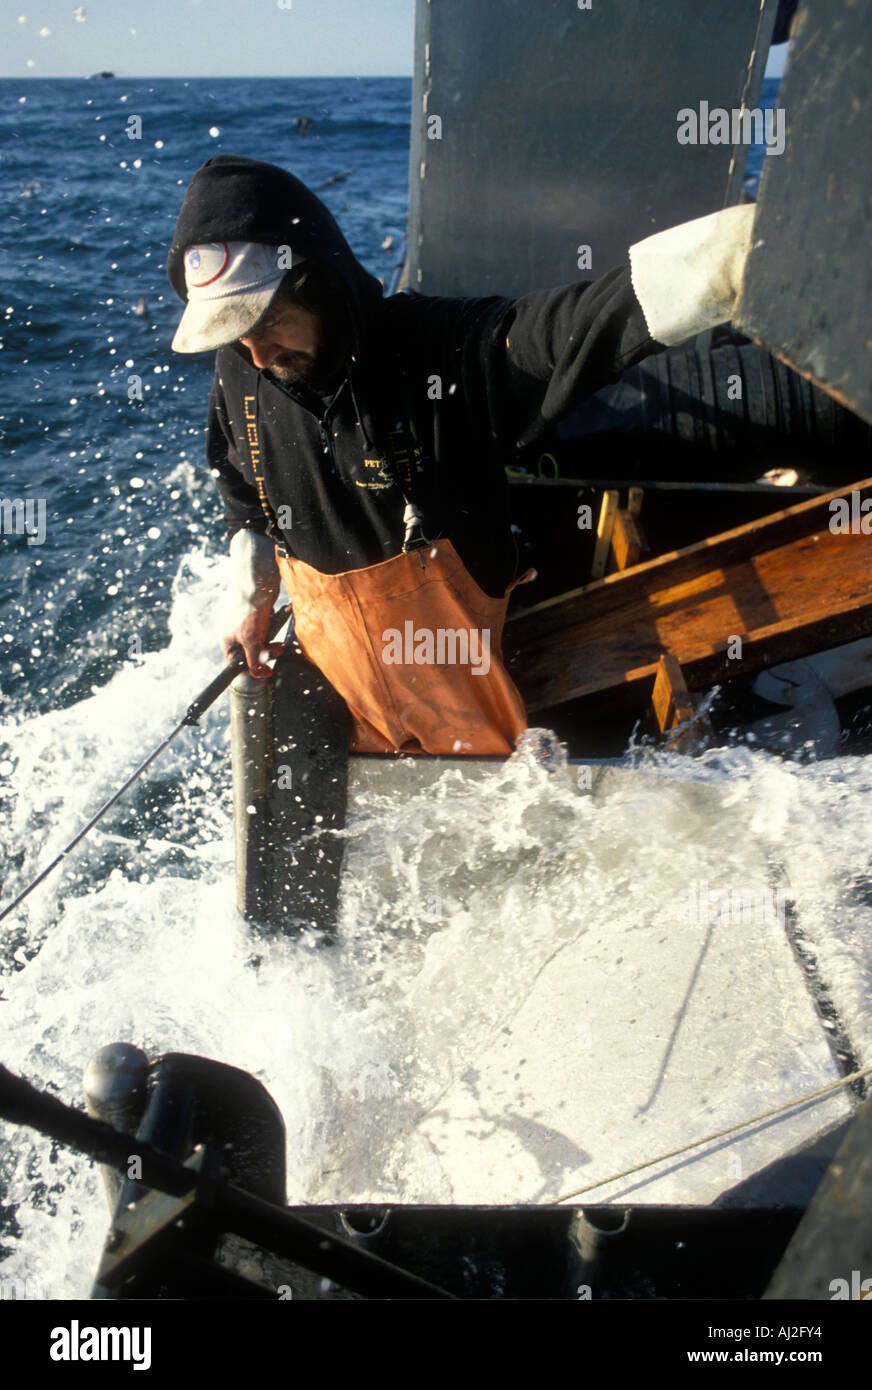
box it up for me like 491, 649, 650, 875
736, 0, 872, 425
409, 0, 774, 297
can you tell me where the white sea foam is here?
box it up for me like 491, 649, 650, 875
1, 555, 872, 1294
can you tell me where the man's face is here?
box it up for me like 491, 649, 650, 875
238, 296, 326, 386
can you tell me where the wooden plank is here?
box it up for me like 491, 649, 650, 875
652, 654, 712, 754
652, 653, 689, 730
509, 477, 872, 643
590, 489, 619, 579
611, 508, 645, 571
506, 478, 872, 718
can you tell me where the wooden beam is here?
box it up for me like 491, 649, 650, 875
611, 489, 649, 572
651, 653, 712, 753
590, 489, 619, 579
652, 653, 693, 730
506, 477, 872, 719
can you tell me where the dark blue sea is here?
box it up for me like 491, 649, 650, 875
0, 77, 411, 717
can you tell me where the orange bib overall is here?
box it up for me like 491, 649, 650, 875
275, 540, 531, 755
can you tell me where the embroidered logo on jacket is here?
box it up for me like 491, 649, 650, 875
355, 457, 396, 491
354, 444, 425, 491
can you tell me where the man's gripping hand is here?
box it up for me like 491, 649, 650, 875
220, 530, 283, 679
221, 603, 285, 679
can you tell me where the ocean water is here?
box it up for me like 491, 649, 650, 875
0, 77, 410, 716
2, 74, 871, 1301
742, 75, 781, 194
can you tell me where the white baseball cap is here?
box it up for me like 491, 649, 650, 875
172, 240, 305, 353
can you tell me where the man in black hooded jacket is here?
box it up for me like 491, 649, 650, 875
168, 155, 754, 756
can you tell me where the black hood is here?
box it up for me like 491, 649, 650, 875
166, 155, 384, 351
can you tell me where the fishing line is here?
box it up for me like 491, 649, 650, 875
555, 1064, 872, 1203
0, 604, 292, 925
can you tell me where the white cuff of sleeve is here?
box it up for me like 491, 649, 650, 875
629, 204, 756, 347
229, 529, 281, 610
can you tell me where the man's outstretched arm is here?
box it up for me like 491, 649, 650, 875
462, 203, 756, 450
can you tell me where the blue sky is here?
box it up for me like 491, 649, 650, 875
1, 2, 788, 81
1, 0, 416, 77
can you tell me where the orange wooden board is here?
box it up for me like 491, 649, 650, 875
507, 479, 872, 717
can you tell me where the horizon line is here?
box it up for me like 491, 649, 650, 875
0, 73, 413, 81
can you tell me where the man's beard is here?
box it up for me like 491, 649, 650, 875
266, 333, 349, 393
266, 351, 321, 386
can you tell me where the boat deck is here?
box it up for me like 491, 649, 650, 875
307, 755, 858, 1208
